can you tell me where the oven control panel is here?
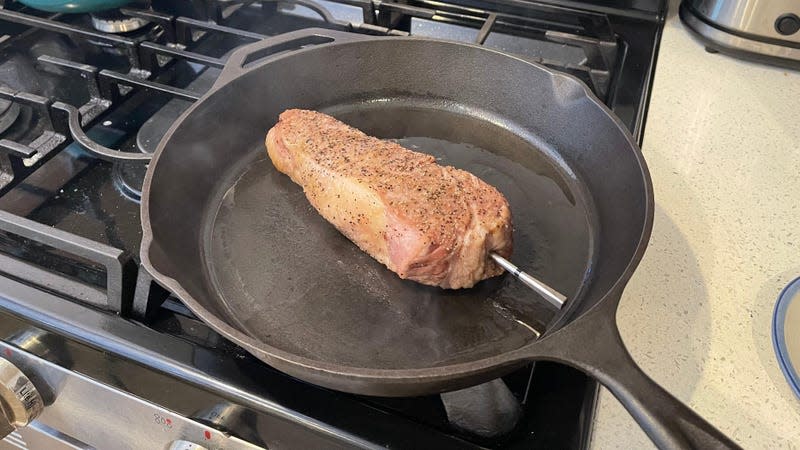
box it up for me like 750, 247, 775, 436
0, 341, 263, 450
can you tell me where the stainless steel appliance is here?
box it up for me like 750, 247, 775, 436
681, 0, 800, 66
0, 0, 667, 448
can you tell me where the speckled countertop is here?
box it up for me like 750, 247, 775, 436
589, 2, 800, 448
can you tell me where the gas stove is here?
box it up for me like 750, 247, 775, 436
0, 0, 665, 448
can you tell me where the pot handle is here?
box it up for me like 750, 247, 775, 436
526, 297, 739, 449
213, 28, 373, 90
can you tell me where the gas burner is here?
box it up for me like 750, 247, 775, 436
0, 97, 20, 136
112, 160, 147, 202
90, 10, 149, 34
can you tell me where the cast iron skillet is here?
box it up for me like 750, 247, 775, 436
141, 29, 737, 449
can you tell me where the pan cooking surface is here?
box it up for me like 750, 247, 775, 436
206, 105, 596, 369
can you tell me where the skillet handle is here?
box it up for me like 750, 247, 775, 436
528, 297, 739, 450
214, 28, 373, 90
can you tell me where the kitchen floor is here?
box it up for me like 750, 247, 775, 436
591, 1, 800, 448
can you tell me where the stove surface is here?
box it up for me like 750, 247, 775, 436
0, 0, 665, 447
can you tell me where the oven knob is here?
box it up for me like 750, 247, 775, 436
167, 440, 208, 450
776, 14, 800, 36
0, 358, 43, 438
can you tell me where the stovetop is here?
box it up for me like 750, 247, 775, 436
0, 0, 666, 447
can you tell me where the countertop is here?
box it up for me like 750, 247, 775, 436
589, 2, 800, 448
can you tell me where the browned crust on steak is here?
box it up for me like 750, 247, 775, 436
266, 109, 512, 288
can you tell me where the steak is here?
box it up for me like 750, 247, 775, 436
265, 109, 512, 289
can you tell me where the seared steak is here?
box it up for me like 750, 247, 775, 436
265, 109, 512, 289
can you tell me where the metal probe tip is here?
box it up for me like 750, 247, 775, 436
490, 253, 567, 309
